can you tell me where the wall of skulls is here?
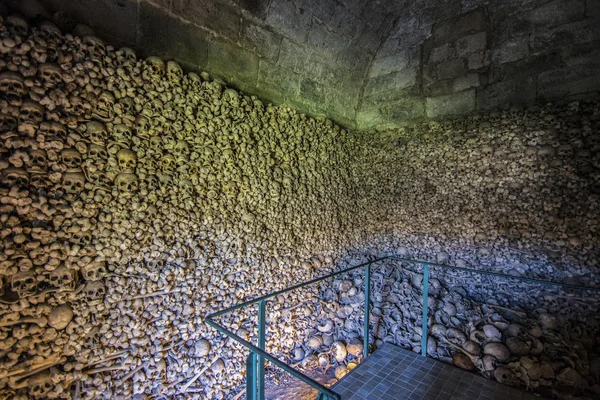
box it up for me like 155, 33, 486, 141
0, 12, 368, 399
0, 8, 599, 400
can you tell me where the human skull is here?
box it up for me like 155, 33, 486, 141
117, 149, 137, 172
331, 341, 347, 363
88, 144, 108, 165
142, 98, 163, 118
144, 359, 167, 380
112, 124, 133, 145
494, 366, 519, 386
134, 115, 151, 139
1, 167, 29, 187
85, 120, 108, 146
93, 91, 115, 122
83, 36, 106, 62
114, 97, 135, 117
0, 71, 26, 105
115, 172, 139, 196
28, 369, 53, 398
0, 112, 18, 131
39, 121, 67, 141
166, 60, 183, 82
28, 149, 48, 172
62, 172, 86, 195
83, 281, 106, 304
68, 95, 90, 116
11, 270, 37, 298
82, 261, 107, 281
61, 148, 83, 169
38, 63, 62, 88
18, 100, 45, 137
6, 15, 30, 37
71, 230, 92, 246
30, 171, 52, 189
115, 47, 137, 67
37, 21, 63, 44
146, 56, 166, 75
49, 265, 76, 291
161, 154, 176, 174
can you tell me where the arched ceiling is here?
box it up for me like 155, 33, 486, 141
10, 0, 600, 130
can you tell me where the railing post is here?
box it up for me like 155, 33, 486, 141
363, 263, 371, 358
421, 264, 429, 357
257, 299, 266, 400
246, 351, 257, 400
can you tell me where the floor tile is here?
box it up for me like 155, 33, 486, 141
332, 344, 543, 400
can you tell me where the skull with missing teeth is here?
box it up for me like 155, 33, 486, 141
83, 281, 106, 305
0, 71, 26, 105
18, 100, 45, 137
11, 270, 38, 298
82, 261, 108, 281
49, 265, 77, 291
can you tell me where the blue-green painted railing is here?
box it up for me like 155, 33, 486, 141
205, 256, 600, 400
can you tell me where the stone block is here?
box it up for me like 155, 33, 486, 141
172, 0, 241, 39
529, 0, 585, 27
467, 51, 490, 70
329, 4, 362, 40
538, 58, 600, 99
380, 96, 426, 122
437, 58, 466, 80
356, 108, 386, 130
266, 0, 311, 43
326, 89, 359, 126
430, 43, 455, 63
307, 22, 347, 61
476, 74, 536, 110
456, 32, 487, 57
359, 0, 392, 31
310, 0, 337, 24
424, 79, 453, 96
453, 73, 480, 91
139, 2, 208, 66
531, 18, 600, 56
299, 77, 326, 105
257, 60, 300, 97
364, 68, 418, 97
229, 0, 271, 18
337, 46, 373, 72
426, 90, 476, 118
278, 39, 311, 73
368, 53, 409, 79
432, 8, 486, 44
419, 0, 462, 28
207, 38, 259, 84
239, 21, 282, 61
353, 26, 381, 55
493, 36, 529, 64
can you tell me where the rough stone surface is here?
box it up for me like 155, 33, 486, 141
359, 0, 600, 130
25, 0, 600, 130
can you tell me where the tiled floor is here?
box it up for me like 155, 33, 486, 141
332, 344, 542, 400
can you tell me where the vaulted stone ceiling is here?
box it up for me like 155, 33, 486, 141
13, 0, 600, 130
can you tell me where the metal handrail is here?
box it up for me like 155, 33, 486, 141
206, 256, 600, 400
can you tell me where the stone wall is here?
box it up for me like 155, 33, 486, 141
13, 0, 401, 128
358, 0, 600, 130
